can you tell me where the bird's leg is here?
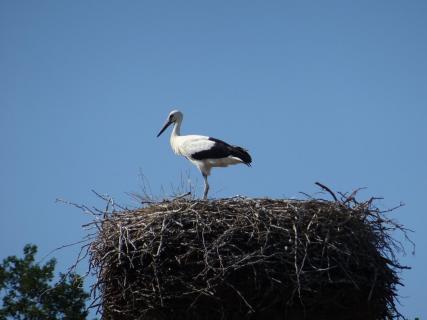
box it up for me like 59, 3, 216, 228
202, 173, 209, 200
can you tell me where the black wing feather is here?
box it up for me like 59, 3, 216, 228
191, 137, 252, 166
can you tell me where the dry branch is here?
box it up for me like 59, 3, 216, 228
86, 193, 410, 320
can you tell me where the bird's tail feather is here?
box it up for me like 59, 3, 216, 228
231, 146, 252, 166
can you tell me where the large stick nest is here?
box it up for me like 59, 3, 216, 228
87, 192, 410, 320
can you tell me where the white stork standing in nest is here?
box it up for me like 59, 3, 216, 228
157, 110, 252, 199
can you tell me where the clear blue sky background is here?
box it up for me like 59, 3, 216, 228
1, 1, 426, 318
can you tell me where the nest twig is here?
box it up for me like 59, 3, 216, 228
84, 190, 411, 320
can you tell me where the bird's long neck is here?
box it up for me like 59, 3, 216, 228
171, 120, 181, 137
170, 120, 182, 155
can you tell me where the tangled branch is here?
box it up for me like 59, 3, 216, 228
80, 188, 411, 319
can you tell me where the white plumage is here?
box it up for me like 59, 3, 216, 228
157, 110, 252, 199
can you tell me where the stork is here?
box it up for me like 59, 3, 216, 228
157, 110, 252, 199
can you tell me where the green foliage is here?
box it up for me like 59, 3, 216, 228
0, 244, 89, 320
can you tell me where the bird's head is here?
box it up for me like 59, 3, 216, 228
157, 110, 183, 137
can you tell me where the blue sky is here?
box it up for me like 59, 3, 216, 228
1, 1, 426, 317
